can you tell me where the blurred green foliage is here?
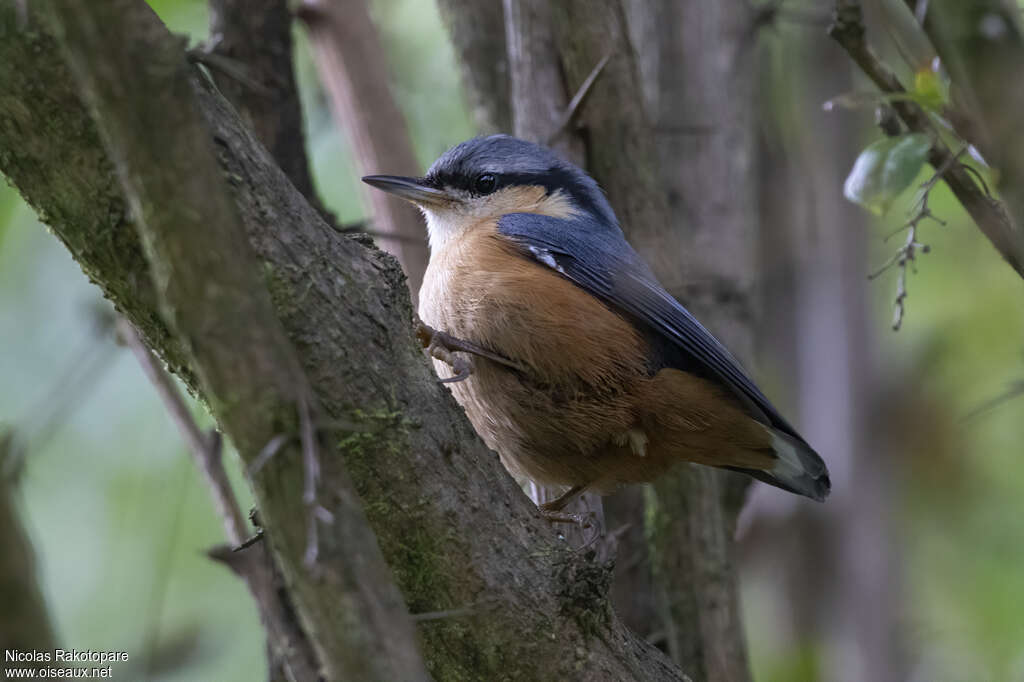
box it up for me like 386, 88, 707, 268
3, 1, 1023, 681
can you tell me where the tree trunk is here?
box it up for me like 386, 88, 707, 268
625, 2, 758, 679
444, 1, 759, 678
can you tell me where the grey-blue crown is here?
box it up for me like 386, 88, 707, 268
425, 135, 618, 227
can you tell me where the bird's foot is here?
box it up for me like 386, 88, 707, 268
539, 507, 605, 549
415, 320, 525, 383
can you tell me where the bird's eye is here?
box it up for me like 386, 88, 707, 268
474, 173, 498, 195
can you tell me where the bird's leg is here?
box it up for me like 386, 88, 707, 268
415, 319, 526, 384
539, 484, 586, 512
537, 484, 591, 525
537, 485, 604, 546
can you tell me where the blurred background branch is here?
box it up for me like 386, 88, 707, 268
0, 474, 59, 668
297, 0, 429, 294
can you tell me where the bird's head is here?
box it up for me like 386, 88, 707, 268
362, 135, 617, 249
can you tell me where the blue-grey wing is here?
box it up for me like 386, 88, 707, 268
497, 212, 805, 442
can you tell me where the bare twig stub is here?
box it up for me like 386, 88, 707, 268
545, 51, 612, 147
869, 152, 959, 330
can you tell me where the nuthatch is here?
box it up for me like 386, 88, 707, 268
364, 135, 829, 512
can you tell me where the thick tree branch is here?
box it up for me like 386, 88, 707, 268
602, 1, 757, 678
42, 2, 428, 680
297, 0, 429, 295
829, 0, 1024, 277
1, 3, 686, 679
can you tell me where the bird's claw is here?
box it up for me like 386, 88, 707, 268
416, 320, 526, 383
439, 353, 473, 383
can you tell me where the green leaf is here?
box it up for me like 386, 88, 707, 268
843, 133, 931, 216
910, 64, 948, 112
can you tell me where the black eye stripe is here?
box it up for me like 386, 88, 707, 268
425, 166, 603, 219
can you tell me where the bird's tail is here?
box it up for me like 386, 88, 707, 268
724, 429, 831, 502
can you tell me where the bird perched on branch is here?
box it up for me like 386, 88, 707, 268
363, 135, 829, 513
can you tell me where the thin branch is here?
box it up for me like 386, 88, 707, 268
545, 51, 612, 147
869, 171, 949, 330
829, 0, 1024, 278
117, 318, 321, 681
434, 0, 512, 133
961, 380, 1024, 422
118, 317, 249, 544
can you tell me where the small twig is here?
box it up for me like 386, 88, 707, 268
333, 220, 427, 245
186, 48, 273, 96
234, 530, 265, 551
117, 317, 249, 544
869, 188, 937, 330
545, 51, 612, 147
410, 606, 477, 623
961, 380, 1024, 422
867, 150, 965, 328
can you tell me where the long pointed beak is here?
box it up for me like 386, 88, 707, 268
361, 175, 452, 207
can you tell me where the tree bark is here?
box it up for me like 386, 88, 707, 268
621, 2, 758, 678
297, 0, 429, 295
450, 0, 759, 676
0, 3, 686, 679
